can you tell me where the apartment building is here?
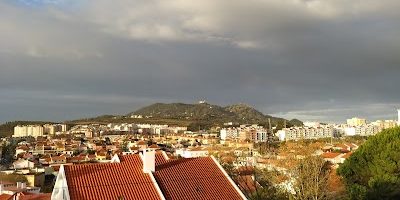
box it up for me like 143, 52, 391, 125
346, 117, 367, 126
13, 125, 44, 138
277, 126, 333, 141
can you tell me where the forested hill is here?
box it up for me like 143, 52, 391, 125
129, 102, 303, 127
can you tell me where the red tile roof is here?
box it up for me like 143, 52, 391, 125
0, 194, 12, 200
149, 144, 159, 149
321, 152, 341, 159
153, 157, 244, 200
18, 192, 51, 200
61, 152, 244, 200
64, 155, 162, 200
155, 152, 169, 165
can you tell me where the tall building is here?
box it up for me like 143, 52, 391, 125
13, 125, 44, 138
398, 109, 400, 125
371, 120, 397, 130
43, 124, 56, 135
347, 117, 367, 126
277, 126, 333, 141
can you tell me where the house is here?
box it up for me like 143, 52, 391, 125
175, 147, 209, 158
51, 156, 67, 164
51, 150, 247, 200
95, 151, 107, 161
63, 147, 74, 156
122, 147, 139, 155
321, 152, 342, 164
0, 182, 41, 196
12, 159, 35, 170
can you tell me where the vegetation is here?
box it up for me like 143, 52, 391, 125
291, 156, 330, 200
0, 172, 28, 183
131, 102, 302, 127
0, 138, 20, 167
337, 127, 400, 200
249, 169, 289, 200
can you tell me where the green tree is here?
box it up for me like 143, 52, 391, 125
1, 139, 18, 167
337, 127, 400, 200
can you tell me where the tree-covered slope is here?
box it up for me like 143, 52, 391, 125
130, 103, 237, 121
129, 102, 301, 127
224, 103, 268, 122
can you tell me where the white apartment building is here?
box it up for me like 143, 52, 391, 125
13, 125, 44, 138
252, 130, 268, 142
220, 128, 239, 140
43, 124, 68, 135
175, 148, 209, 158
398, 109, 400, 125
220, 125, 269, 142
344, 125, 382, 136
277, 126, 333, 141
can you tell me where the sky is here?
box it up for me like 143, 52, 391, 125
0, 0, 400, 123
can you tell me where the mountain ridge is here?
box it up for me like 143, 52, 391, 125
129, 102, 302, 127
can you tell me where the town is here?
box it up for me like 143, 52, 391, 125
1, 109, 399, 199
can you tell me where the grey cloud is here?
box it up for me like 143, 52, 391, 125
0, 0, 400, 123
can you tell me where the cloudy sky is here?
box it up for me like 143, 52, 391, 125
1, 0, 399, 123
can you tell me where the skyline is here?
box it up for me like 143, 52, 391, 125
1, 0, 400, 123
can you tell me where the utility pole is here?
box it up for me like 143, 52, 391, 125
267, 118, 273, 143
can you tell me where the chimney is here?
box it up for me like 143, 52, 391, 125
143, 149, 155, 173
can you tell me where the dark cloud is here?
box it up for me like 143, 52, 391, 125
0, 0, 399, 123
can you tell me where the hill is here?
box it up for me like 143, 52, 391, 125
130, 103, 236, 121
224, 103, 268, 122
1, 103, 303, 135
128, 102, 302, 129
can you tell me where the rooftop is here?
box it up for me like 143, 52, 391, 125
54, 151, 245, 200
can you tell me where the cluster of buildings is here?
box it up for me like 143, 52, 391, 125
0, 181, 49, 200
2, 121, 384, 199
1, 109, 399, 199
13, 124, 68, 138
220, 124, 269, 142
277, 110, 400, 141
2, 131, 250, 199
12, 123, 188, 139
